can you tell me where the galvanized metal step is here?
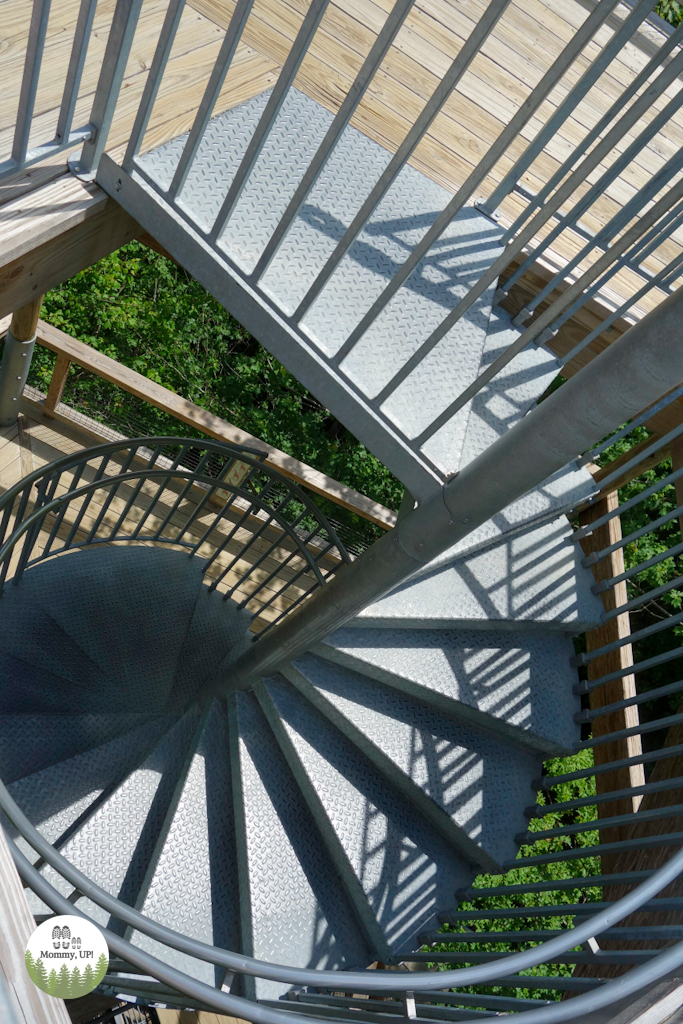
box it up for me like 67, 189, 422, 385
228, 689, 369, 1000
35, 708, 200, 926
253, 676, 473, 959
129, 701, 240, 987
355, 516, 603, 633
282, 655, 539, 867
315, 626, 579, 754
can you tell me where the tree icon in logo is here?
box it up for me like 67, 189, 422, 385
25, 915, 109, 998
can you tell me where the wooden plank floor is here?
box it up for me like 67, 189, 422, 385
0, 406, 343, 634
2, 0, 682, 319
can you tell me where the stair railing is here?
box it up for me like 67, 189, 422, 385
0, 437, 349, 633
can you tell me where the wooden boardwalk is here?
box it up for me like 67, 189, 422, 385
2, 0, 683, 315
0, 399, 344, 634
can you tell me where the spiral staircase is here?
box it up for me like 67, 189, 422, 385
7, 0, 683, 1020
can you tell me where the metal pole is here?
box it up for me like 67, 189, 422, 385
199, 282, 683, 700
0, 296, 44, 427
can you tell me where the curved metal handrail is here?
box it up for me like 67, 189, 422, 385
12, 842, 683, 1024
3, 778, 683, 993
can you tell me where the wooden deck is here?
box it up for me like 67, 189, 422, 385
0, 395, 344, 634
1, 0, 682, 316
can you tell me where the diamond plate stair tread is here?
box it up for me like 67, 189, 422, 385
131, 701, 240, 987
40, 708, 200, 928
456, 307, 562, 470
0, 585, 120, 695
4, 716, 174, 863
18, 546, 208, 710
355, 517, 603, 632
316, 627, 579, 754
140, 88, 503, 481
171, 586, 253, 706
230, 690, 368, 1000
0, 650, 116, 714
261, 676, 472, 955
0, 714, 155, 785
418, 462, 596, 573
284, 654, 539, 867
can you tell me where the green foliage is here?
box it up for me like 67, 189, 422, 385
32, 243, 403, 546
656, 0, 683, 25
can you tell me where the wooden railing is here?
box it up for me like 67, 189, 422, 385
30, 318, 397, 533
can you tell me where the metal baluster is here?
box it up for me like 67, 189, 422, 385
414, 175, 683, 445
63, 454, 113, 548
236, 523, 325, 606
174, 456, 249, 543
55, 0, 98, 147
85, 445, 139, 542
152, 449, 213, 540
129, 446, 187, 538
209, 0, 331, 242
250, 0, 416, 280
479, 0, 659, 216
249, 539, 332, 619
189, 464, 265, 555
122, 0, 186, 171
12, 476, 51, 582
43, 462, 87, 555
0, 483, 35, 590
108, 445, 163, 538
371, 44, 683, 407
292, 0, 515, 321
167, 0, 257, 199
210, 494, 295, 592
12, 0, 52, 166
224, 507, 314, 598
502, 20, 683, 243
75, 0, 144, 176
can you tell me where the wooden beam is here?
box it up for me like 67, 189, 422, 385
32, 319, 396, 530
0, 826, 71, 1024
579, 495, 645, 862
0, 180, 139, 318
44, 353, 72, 416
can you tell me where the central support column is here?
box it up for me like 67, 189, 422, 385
0, 297, 44, 428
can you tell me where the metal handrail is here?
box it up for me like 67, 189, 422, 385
0, 437, 349, 632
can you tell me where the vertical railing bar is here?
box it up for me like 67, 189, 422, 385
190, 464, 264, 554
332, 0, 629, 365
122, 0, 186, 171
43, 463, 87, 556
85, 445, 139, 542
12, 0, 52, 165
508, 116, 683, 313
151, 449, 213, 539
537, 190, 683, 337
503, 19, 683, 242
177, 456, 255, 542
213, 494, 295, 589
559, 248, 683, 367
236, 525, 324, 607
248, 547, 326, 617
167, 0, 257, 199
250, 0, 416, 281
76, 0, 144, 176
63, 455, 113, 548
257, 582, 317, 634
292, 0, 515, 322
209, 0, 331, 242
107, 444, 160, 538
372, 46, 683, 409
480, 0, 659, 215
225, 507, 314, 597
204, 500, 262, 581
12, 477, 51, 582
131, 446, 188, 539
55, 0, 98, 146
415, 174, 683, 444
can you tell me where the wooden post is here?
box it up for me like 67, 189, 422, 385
44, 354, 72, 417
0, 827, 70, 1024
579, 493, 645, 859
9, 297, 44, 344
